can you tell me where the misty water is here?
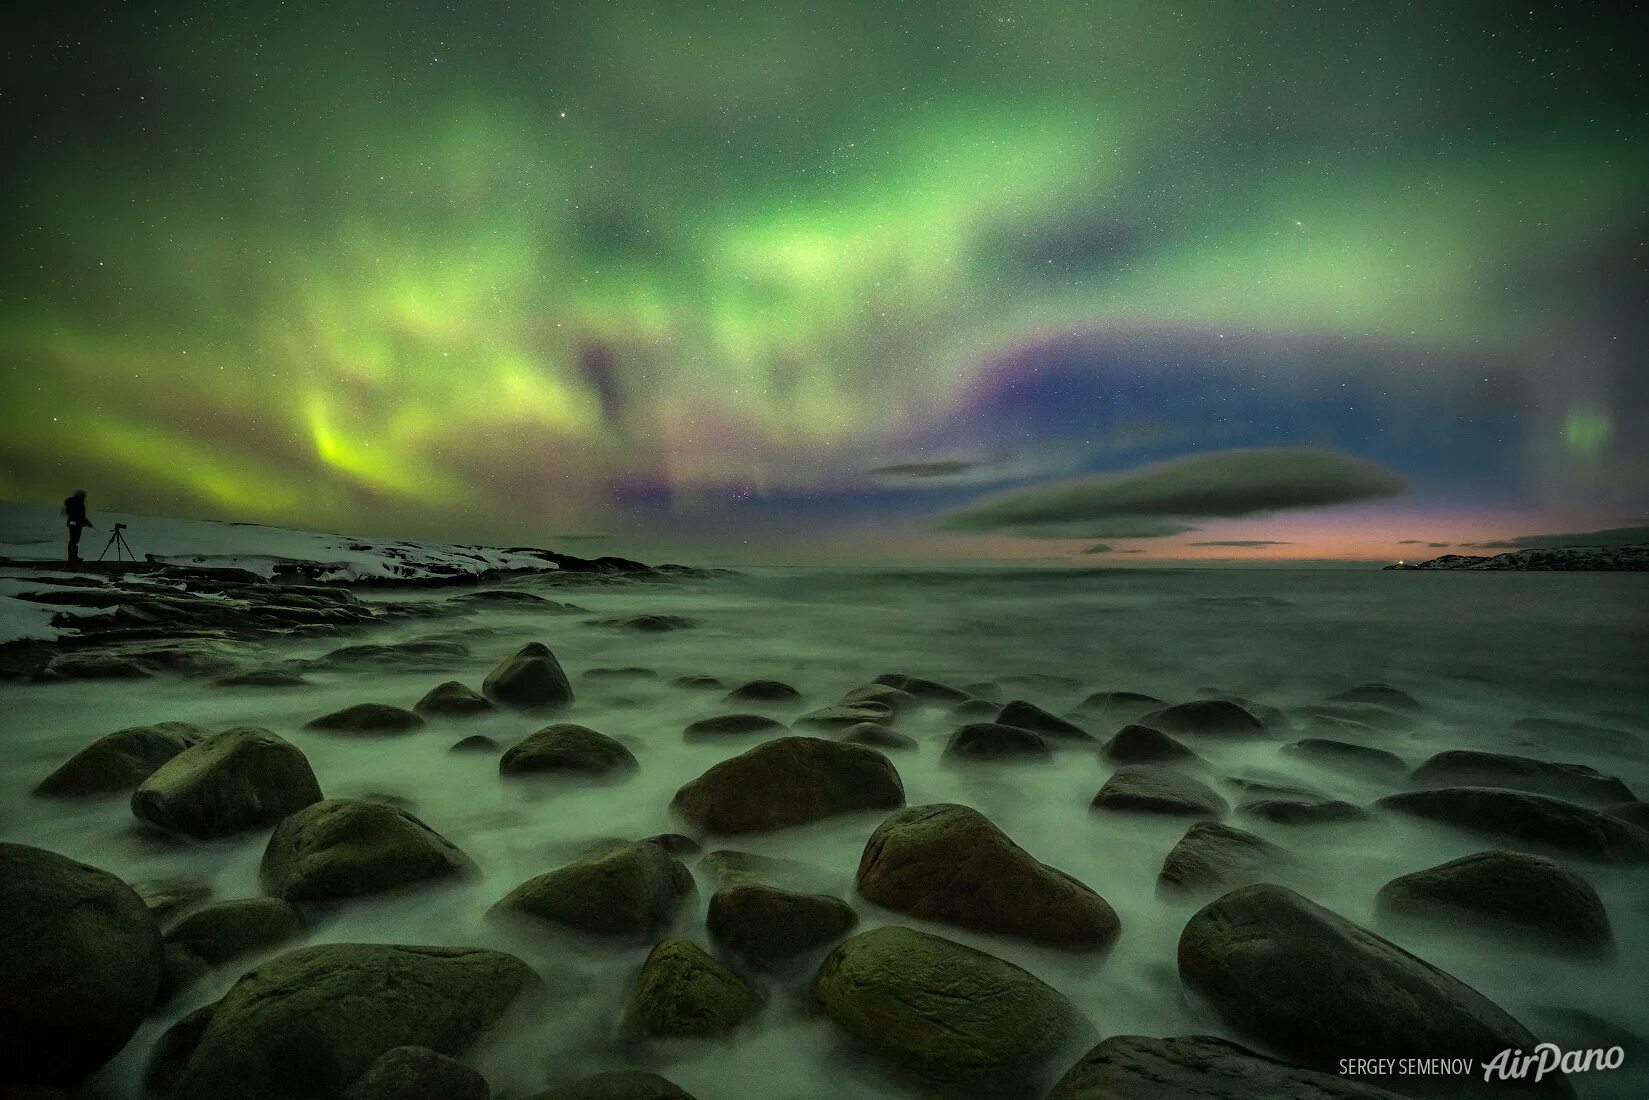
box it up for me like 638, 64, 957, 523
4, 566, 1648, 1098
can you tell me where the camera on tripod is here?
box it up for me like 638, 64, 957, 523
100, 523, 135, 563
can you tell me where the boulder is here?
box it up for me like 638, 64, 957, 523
39, 651, 154, 679
1157, 822, 1285, 896
1378, 787, 1649, 862
529, 1071, 696, 1099
165, 897, 305, 965
260, 799, 469, 901
1091, 765, 1227, 817
723, 679, 801, 704
1100, 725, 1200, 764
1240, 799, 1369, 825
697, 849, 833, 892
1074, 691, 1164, 722
942, 722, 1052, 762
1375, 850, 1612, 954
842, 684, 919, 714
951, 698, 1001, 722
155, 943, 532, 1100
857, 804, 1119, 950
482, 642, 574, 709
1282, 738, 1406, 777
499, 724, 638, 778
450, 734, 500, 753
0, 843, 163, 1090
708, 883, 858, 966
341, 1045, 489, 1100
304, 703, 425, 734
873, 673, 969, 703
132, 727, 322, 837
133, 875, 213, 920
1323, 682, 1420, 711
315, 640, 470, 672
1178, 884, 1561, 1094
583, 666, 658, 682
1046, 1034, 1407, 1099
812, 925, 1088, 1096
591, 614, 696, 632
794, 702, 894, 730
840, 721, 918, 751
491, 841, 693, 939
215, 666, 307, 688
996, 700, 1092, 741
681, 713, 786, 741
669, 675, 724, 690
1410, 750, 1635, 804
414, 681, 494, 717
1137, 700, 1263, 736
33, 721, 207, 797
1608, 801, 1649, 829
623, 938, 763, 1038
672, 736, 904, 835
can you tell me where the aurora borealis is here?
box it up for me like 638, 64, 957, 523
2, 3, 1644, 562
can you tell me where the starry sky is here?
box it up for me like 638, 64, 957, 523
2, 2, 1644, 564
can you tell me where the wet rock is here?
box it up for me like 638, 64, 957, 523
873, 673, 969, 703
1100, 724, 1200, 764
1282, 738, 1406, 777
491, 841, 694, 940
154, 943, 532, 1100
1241, 799, 1370, 825
645, 833, 701, 856
341, 1045, 489, 1100
1074, 690, 1164, 722
1225, 775, 1325, 801
842, 684, 919, 714
857, 804, 1119, 950
1324, 682, 1421, 711
529, 1071, 697, 1099
132, 727, 322, 837
482, 642, 574, 709
672, 736, 905, 835
841, 721, 918, 751
1376, 850, 1612, 954
133, 875, 214, 919
668, 675, 724, 690
305, 702, 426, 734
260, 798, 469, 901
1138, 699, 1264, 736
723, 679, 801, 704
942, 722, 1052, 762
450, 734, 500, 753
157, 939, 212, 1006
812, 925, 1088, 1097
33, 721, 207, 797
1178, 884, 1558, 1095
39, 650, 154, 679
164, 897, 305, 965
447, 588, 556, 607
1091, 765, 1227, 817
682, 712, 787, 741
950, 698, 1001, 722
314, 639, 470, 672
1607, 801, 1649, 829
996, 700, 1092, 741
214, 666, 308, 688
1158, 821, 1286, 896
697, 849, 832, 891
591, 614, 697, 632
623, 938, 763, 1038
708, 883, 857, 966
0, 843, 164, 1091
500, 724, 638, 778
1411, 749, 1635, 804
794, 702, 893, 730
1379, 787, 1649, 862
1046, 1034, 1407, 1100
414, 680, 494, 716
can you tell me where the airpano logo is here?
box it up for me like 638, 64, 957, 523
1340, 1045, 1627, 1084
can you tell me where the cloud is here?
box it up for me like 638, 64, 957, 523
1081, 543, 1114, 554
1189, 540, 1292, 547
1397, 539, 1424, 545
938, 447, 1406, 539
1428, 542, 1449, 548
1506, 525, 1649, 548
1462, 540, 1519, 549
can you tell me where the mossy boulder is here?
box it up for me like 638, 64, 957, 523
682, 713, 787, 742
491, 841, 693, 940
482, 642, 573, 709
164, 897, 305, 965
1157, 821, 1285, 897
1378, 787, 1649, 862
708, 883, 857, 966
132, 727, 322, 837
1410, 750, 1634, 805
499, 724, 637, 778
414, 681, 494, 717
260, 798, 469, 901
0, 843, 164, 1090
672, 736, 904, 835
33, 721, 207, 797
996, 700, 1091, 741
528, 1071, 696, 1099
1046, 1034, 1407, 1099
942, 722, 1051, 762
340, 1045, 489, 1100
1375, 850, 1612, 954
1138, 699, 1264, 736
623, 938, 763, 1038
1091, 765, 1227, 817
304, 703, 425, 734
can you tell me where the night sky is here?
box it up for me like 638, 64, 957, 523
2, 3, 1644, 563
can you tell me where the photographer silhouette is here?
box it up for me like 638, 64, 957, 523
63, 490, 91, 563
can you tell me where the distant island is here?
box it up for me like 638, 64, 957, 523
1386, 545, 1649, 571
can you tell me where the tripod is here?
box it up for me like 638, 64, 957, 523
99, 523, 135, 563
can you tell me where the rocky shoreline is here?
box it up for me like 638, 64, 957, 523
6, 623, 1646, 1097
1384, 545, 1649, 571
